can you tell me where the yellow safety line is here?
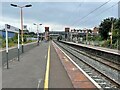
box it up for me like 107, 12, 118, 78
44, 43, 50, 90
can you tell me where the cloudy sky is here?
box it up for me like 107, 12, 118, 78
0, 0, 119, 32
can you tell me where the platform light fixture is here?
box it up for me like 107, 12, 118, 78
10, 3, 32, 53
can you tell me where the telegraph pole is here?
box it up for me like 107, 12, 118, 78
110, 22, 113, 46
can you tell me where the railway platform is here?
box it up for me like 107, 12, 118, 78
2, 40, 119, 89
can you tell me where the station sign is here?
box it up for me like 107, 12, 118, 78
5, 24, 20, 69
5, 24, 19, 33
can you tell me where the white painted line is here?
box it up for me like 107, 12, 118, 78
37, 79, 42, 89
45, 55, 47, 59
53, 42, 103, 90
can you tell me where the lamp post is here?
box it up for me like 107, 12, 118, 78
33, 23, 42, 45
10, 4, 32, 53
86, 30, 88, 44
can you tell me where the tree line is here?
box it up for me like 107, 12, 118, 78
99, 17, 120, 49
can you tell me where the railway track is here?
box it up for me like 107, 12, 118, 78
61, 41, 120, 65
74, 46, 120, 66
62, 43, 120, 71
54, 41, 120, 89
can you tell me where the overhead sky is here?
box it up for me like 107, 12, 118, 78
0, 0, 119, 32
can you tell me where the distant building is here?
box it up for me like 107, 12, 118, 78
0, 29, 15, 38
0, 24, 30, 38
70, 27, 99, 36
19, 29, 29, 35
49, 31, 65, 35
23, 25, 27, 30
11, 25, 29, 35
70, 28, 92, 37
20, 25, 29, 34
49, 31, 66, 39
92, 27, 99, 36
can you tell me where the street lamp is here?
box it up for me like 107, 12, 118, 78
33, 23, 42, 45
10, 3, 32, 53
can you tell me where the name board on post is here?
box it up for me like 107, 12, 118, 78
5, 24, 19, 33
5, 24, 20, 69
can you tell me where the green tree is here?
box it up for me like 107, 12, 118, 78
114, 18, 120, 50
114, 18, 120, 37
99, 17, 117, 40
114, 18, 120, 29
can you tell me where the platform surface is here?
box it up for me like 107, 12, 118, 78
2, 41, 73, 88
